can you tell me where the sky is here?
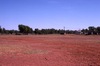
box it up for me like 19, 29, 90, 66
0, 0, 100, 30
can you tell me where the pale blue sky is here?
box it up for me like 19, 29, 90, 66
0, 0, 100, 30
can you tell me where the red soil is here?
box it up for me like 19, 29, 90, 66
0, 35, 100, 66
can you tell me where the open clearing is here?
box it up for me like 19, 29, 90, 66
0, 35, 100, 66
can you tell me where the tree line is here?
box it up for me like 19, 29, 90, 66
0, 24, 100, 35
81, 26, 100, 35
0, 26, 18, 34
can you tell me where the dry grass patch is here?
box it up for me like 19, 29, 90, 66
0, 44, 48, 55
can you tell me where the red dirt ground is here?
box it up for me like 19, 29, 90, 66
0, 35, 100, 66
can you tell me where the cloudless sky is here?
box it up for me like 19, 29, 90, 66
0, 0, 100, 30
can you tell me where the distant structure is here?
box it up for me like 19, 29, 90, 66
60, 26, 66, 35
76, 29, 81, 35
64, 27, 66, 35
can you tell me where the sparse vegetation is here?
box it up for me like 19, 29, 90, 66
0, 25, 100, 35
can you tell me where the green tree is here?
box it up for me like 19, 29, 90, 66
96, 27, 100, 35
88, 26, 95, 35
0, 26, 2, 33
34, 28, 39, 34
18, 24, 33, 34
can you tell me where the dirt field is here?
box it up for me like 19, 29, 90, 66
0, 34, 100, 66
